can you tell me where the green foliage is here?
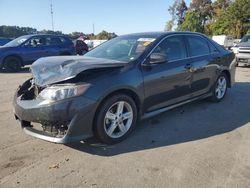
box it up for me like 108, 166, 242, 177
96, 30, 117, 40
39, 29, 63, 35
166, 0, 188, 31
210, 0, 250, 38
165, 20, 174, 31
0, 25, 117, 40
180, 11, 203, 32
168, 0, 250, 38
0, 25, 37, 38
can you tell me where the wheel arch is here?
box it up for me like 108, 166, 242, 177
92, 88, 142, 134
3, 54, 24, 66
221, 69, 231, 88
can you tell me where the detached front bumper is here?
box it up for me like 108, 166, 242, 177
13, 87, 97, 144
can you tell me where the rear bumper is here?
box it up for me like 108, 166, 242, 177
13, 92, 97, 143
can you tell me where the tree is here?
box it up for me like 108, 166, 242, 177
166, 0, 188, 31
210, 0, 250, 38
164, 20, 174, 31
176, 0, 188, 27
189, 0, 213, 31
228, 0, 250, 38
180, 11, 203, 32
0, 25, 37, 38
39, 29, 63, 35
96, 30, 117, 40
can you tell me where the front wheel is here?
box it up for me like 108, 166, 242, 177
210, 73, 228, 102
94, 94, 137, 144
4, 56, 21, 72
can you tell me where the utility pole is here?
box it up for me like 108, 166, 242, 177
92, 23, 95, 35
50, 0, 54, 31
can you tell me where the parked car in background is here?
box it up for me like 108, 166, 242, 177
231, 34, 250, 66
0, 34, 75, 72
13, 32, 235, 144
0, 37, 12, 46
85, 40, 107, 50
212, 35, 234, 49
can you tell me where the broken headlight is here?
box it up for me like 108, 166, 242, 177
39, 84, 90, 101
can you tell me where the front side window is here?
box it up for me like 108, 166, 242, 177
24, 36, 46, 47
187, 35, 210, 57
153, 36, 187, 61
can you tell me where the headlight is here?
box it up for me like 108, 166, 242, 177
39, 84, 90, 101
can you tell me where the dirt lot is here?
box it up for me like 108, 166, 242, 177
0, 67, 250, 188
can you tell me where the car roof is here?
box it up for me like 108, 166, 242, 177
21, 34, 67, 38
121, 31, 206, 38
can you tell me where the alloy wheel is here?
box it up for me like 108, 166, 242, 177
215, 76, 227, 99
104, 101, 133, 139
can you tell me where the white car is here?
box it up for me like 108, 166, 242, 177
212, 35, 234, 49
231, 35, 250, 66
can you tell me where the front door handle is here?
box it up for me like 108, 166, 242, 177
185, 63, 193, 69
185, 63, 196, 72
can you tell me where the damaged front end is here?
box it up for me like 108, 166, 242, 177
14, 77, 97, 143
14, 78, 72, 142
13, 56, 126, 143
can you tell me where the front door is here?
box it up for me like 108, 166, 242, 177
142, 35, 192, 112
22, 36, 48, 63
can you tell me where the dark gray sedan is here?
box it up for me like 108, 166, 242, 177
13, 32, 235, 144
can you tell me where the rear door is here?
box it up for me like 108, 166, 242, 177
44, 36, 62, 56
142, 35, 193, 112
185, 35, 219, 97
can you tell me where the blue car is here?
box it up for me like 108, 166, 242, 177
0, 34, 75, 72
0, 37, 12, 46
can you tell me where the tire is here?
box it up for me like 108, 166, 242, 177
209, 72, 228, 102
235, 61, 239, 67
4, 56, 22, 72
94, 94, 137, 144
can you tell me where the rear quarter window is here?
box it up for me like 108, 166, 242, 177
208, 42, 219, 53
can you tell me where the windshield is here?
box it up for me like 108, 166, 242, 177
241, 35, 250, 43
4, 35, 29, 47
84, 35, 156, 62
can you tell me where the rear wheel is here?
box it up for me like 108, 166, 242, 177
4, 56, 21, 72
210, 73, 228, 102
94, 94, 137, 144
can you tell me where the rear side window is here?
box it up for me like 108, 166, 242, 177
46, 37, 63, 45
153, 36, 187, 61
187, 35, 210, 57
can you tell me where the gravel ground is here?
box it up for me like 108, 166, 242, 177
0, 67, 250, 188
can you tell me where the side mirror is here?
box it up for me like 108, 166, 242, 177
150, 53, 168, 64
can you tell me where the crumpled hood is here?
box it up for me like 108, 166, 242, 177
31, 56, 127, 87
